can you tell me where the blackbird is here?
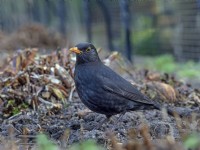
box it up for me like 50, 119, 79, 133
70, 42, 170, 120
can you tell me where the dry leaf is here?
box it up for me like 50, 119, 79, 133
147, 81, 177, 102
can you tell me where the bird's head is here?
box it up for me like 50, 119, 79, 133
69, 42, 101, 65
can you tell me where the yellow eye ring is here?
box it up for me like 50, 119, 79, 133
86, 47, 91, 52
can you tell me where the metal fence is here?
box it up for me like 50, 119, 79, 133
173, 0, 200, 61
0, 0, 200, 61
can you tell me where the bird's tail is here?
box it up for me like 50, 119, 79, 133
153, 103, 172, 116
153, 102, 200, 117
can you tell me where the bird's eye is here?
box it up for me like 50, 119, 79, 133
86, 47, 91, 52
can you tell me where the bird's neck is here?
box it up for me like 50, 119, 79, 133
76, 57, 101, 66
76, 59, 102, 67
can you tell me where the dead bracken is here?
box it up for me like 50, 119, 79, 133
0, 48, 74, 118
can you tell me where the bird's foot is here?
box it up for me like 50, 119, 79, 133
82, 117, 109, 130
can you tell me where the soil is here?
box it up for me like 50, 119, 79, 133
0, 93, 195, 148
0, 49, 199, 150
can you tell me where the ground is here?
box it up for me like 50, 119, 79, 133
0, 49, 199, 150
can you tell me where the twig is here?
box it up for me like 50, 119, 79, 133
68, 84, 75, 102
38, 97, 62, 109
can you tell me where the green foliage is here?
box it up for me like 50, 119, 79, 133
36, 134, 103, 150
177, 61, 200, 79
12, 107, 20, 115
6, 100, 29, 115
36, 134, 58, 150
12, 103, 29, 115
154, 55, 176, 73
133, 28, 160, 55
178, 69, 200, 78
137, 55, 200, 80
7, 99, 15, 105
184, 133, 200, 149
69, 140, 103, 150
132, 15, 161, 55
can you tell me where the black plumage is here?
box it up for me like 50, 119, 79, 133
70, 42, 161, 119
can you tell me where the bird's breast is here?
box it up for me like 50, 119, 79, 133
74, 66, 95, 100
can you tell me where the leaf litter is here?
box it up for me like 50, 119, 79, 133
0, 48, 199, 149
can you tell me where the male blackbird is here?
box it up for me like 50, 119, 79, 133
70, 42, 167, 119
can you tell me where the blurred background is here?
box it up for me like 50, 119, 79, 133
0, 0, 200, 84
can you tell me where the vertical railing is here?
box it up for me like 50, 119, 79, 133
44, 0, 51, 25
32, 0, 41, 23
83, 0, 92, 42
120, 0, 132, 61
57, 0, 66, 34
97, 0, 114, 51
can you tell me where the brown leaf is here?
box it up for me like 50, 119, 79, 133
146, 72, 161, 81
147, 81, 177, 103
21, 48, 38, 69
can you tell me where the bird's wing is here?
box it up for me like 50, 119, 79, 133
103, 82, 153, 105
101, 66, 153, 105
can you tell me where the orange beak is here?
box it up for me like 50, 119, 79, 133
69, 47, 82, 54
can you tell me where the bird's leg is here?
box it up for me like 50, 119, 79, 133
108, 112, 126, 131
100, 113, 126, 127
94, 115, 111, 130
116, 112, 126, 122
94, 113, 126, 130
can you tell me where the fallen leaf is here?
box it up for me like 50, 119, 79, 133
147, 81, 177, 102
